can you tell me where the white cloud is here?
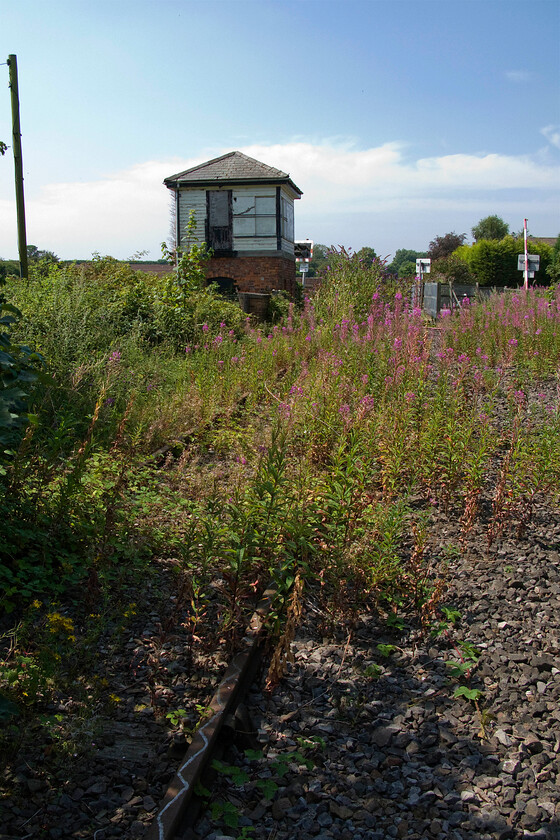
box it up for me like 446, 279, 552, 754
241, 142, 560, 207
505, 70, 532, 83
0, 142, 558, 260
542, 125, 560, 150
17, 158, 202, 259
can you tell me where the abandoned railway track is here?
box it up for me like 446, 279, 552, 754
2, 495, 560, 840
144, 584, 277, 840
144, 504, 560, 840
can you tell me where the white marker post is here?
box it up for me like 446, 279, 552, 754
295, 240, 313, 288
415, 258, 431, 308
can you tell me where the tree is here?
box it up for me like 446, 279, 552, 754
398, 261, 417, 279
386, 248, 427, 276
26, 245, 59, 264
0, 141, 7, 156
0, 260, 19, 283
471, 215, 509, 242
431, 254, 474, 284
356, 246, 377, 263
307, 243, 329, 278
428, 232, 466, 261
546, 234, 560, 284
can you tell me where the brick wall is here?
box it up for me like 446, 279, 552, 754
205, 255, 296, 297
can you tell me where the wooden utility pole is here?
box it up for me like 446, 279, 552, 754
7, 54, 28, 281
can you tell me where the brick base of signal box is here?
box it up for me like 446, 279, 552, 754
206, 255, 297, 296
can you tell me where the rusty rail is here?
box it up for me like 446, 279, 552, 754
145, 583, 277, 840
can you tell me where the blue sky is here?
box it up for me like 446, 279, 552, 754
1, 0, 559, 261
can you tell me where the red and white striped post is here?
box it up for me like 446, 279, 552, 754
523, 218, 529, 290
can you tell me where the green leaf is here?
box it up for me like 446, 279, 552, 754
193, 782, 211, 800
377, 643, 396, 657
223, 808, 239, 828
244, 748, 263, 761
447, 660, 470, 678
453, 686, 483, 701
441, 607, 461, 624
0, 694, 19, 722
386, 613, 405, 630
256, 778, 278, 800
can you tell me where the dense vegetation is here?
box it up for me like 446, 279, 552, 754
0, 249, 559, 730
453, 235, 554, 287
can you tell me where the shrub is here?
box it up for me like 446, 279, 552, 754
431, 254, 475, 285
455, 237, 553, 287
268, 290, 291, 323
314, 246, 408, 321
0, 280, 43, 469
547, 234, 560, 285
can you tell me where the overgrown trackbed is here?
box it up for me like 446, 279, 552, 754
1, 383, 559, 840
1, 284, 560, 839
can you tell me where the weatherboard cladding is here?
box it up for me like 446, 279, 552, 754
177, 188, 206, 243
177, 185, 296, 255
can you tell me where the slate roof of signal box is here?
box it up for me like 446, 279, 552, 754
164, 151, 302, 195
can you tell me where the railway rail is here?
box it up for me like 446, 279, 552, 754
144, 583, 277, 840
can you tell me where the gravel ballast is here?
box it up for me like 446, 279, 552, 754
2, 506, 559, 840
192, 504, 560, 840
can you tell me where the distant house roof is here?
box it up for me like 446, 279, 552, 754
164, 151, 302, 195
128, 262, 174, 277
528, 236, 557, 248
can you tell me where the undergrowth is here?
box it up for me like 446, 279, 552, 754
1, 250, 559, 736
